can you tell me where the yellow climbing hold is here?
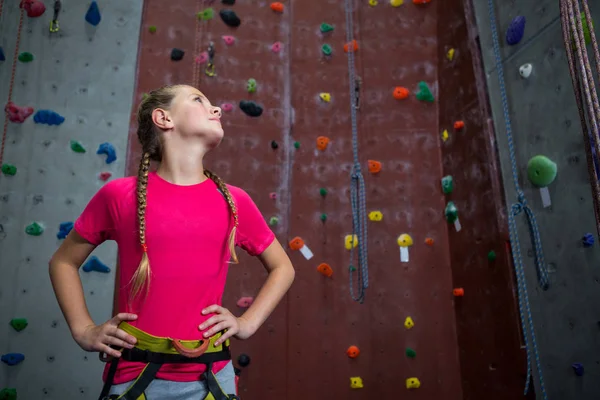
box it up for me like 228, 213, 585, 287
447, 48, 455, 61
406, 377, 421, 389
319, 92, 331, 102
368, 211, 383, 221
390, 0, 403, 6
369, 0, 378, 6
345, 234, 358, 250
404, 316, 414, 329
350, 377, 364, 389
442, 129, 449, 142
397, 234, 413, 247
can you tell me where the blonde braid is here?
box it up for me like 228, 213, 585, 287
204, 169, 239, 264
129, 152, 152, 305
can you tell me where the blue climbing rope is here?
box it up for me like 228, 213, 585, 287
487, 1, 548, 398
344, 0, 369, 303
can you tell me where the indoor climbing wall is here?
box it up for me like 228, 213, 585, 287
0, 1, 142, 398
472, 0, 600, 399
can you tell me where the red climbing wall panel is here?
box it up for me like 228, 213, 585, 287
124, 0, 526, 399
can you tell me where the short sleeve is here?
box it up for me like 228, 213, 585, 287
231, 187, 275, 256
74, 181, 120, 245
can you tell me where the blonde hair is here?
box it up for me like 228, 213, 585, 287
129, 84, 239, 305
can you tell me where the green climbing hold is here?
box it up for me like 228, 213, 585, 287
349, 265, 356, 272
197, 8, 214, 20
527, 155, 557, 187
444, 201, 458, 223
70, 140, 86, 153
294, 141, 300, 149
320, 213, 327, 222
441, 175, 453, 194
0, 388, 17, 400
148, 25, 157, 33
10, 318, 28, 332
247, 78, 257, 93
405, 348, 416, 358
18, 52, 34, 62
1, 164, 17, 176
487, 250, 496, 261
320, 23, 334, 33
416, 81, 434, 102
320, 188, 328, 197
321, 44, 332, 56
269, 216, 279, 226
25, 222, 44, 236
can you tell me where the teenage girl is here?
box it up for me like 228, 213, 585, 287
49, 84, 295, 399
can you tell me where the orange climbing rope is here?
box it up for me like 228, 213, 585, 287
0, 3, 25, 171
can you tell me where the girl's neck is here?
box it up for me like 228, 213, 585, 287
156, 158, 208, 186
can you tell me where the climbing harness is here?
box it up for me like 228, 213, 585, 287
560, 0, 600, 235
343, 0, 369, 303
486, 0, 548, 398
205, 41, 217, 77
98, 322, 238, 400
50, 0, 61, 32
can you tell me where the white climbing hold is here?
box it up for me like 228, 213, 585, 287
519, 63, 532, 79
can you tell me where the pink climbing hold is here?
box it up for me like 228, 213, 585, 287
99, 172, 112, 181
5, 102, 34, 123
20, 0, 46, 18
222, 35, 235, 45
269, 192, 277, 199
221, 103, 233, 112
271, 41, 283, 53
195, 51, 209, 64
236, 297, 254, 308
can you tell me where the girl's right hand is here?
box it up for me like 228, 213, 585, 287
73, 313, 138, 358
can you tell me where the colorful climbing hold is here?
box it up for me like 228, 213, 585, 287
406, 377, 421, 389
171, 48, 185, 61
20, 0, 46, 17
320, 23, 334, 33
441, 129, 449, 142
345, 234, 358, 250
424, 237, 434, 245
222, 0, 235, 4
320, 213, 327, 222
293, 141, 300, 149
369, 0, 378, 6
519, 63, 532, 78
346, 346, 360, 358
1, 164, 17, 176
412, 0, 430, 3
236, 297, 254, 308
453, 288, 464, 297
404, 317, 414, 329
18, 52, 34, 62
0, 47, 5, 61
82, 256, 110, 273
271, 140, 279, 149
239, 100, 263, 117
368, 160, 382, 174
70, 140, 86, 153
368, 211, 383, 221
453, 120, 464, 131
195, 51, 209, 64
25, 222, 44, 236
57, 222, 73, 239
1, 353, 24, 366
487, 250, 496, 261
527, 155, 557, 187
390, 0, 403, 6
9, 318, 28, 332
583, 233, 594, 248
317, 263, 333, 277
444, 201, 458, 223
268, 216, 279, 226
221, 103, 233, 112
220, 9, 241, 27
99, 172, 112, 181
319, 188, 328, 197
393, 87, 409, 100
405, 348, 416, 358
148, 25, 157, 33
269, 192, 277, 199
5, 102, 33, 123
237, 354, 251, 367
247, 78, 257, 93
415, 81, 434, 102
321, 44, 332, 56
506, 16, 526, 45
85, 1, 101, 26
447, 48, 455, 61
572, 362, 584, 376
319, 92, 331, 102
441, 175, 453, 194
289, 236, 314, 259
0, 388, 17, 400
222, 35, 235, 45
198, 8, 214, 20
33, 110, 65, 125
316, 136, 330, 150
350, 377, 364, 389
344, 40, 358, 53
270, 2, 284, 12
349, 265, 356, 272
397, 234, 413, 247
271, 41, 283, 53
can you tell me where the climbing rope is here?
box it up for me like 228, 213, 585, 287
560, 0, 600, 236
343, 0, 369, 303
0, 3, 25, 172
486, 0, 548, 397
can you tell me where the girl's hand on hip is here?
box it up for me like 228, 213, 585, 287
199, 305, 254, 346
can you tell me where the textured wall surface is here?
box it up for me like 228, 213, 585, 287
0, 1, 141, 398
473, 0, 600, 399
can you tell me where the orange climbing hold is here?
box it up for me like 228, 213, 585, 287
425, 237, 434, 245
453, 288, 464, 297
317, 263, 333, 277
454, 120, 465, 130
368, 160, 382, 174
346, 345, 360, 358
316, 136, 330, 151
344, 40, 359, 53
393, 87, 410, 100
270, 2, 284, 12
288, 236, 305, 250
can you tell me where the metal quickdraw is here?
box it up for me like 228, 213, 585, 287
205, 41, 216, 77
50, 0, 61, 32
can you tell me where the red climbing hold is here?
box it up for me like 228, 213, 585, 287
425, 237, 434, 245
270, 2, 284, 12
316, 136, 330, 151
236, 297, 254, 308
317, 263, 333, 277
368, 160, 382, 174
5, 102, 34, 123
453, 288, 464, 297
454, 120, 464, 131
221, 103, 233, 112
99, 172, 112, 181
412, 0, 431, 3
393, 87, 410, 100
222, 35, 235, 45
346, 346, 360, 358
20, 0, 46, 17
195, 52, 209, 64
344, 40, 358, 53
271, 41, 283, 53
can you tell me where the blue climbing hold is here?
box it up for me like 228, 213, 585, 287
506, 16, 526, 45
1, 353, 24, 366
583, 233, 594, 248
96, 142, 116, 164
82, 256, 110, 273
57, 222, 73, 239
572, 362, 584, 376
0, 46, 5, 61
33, 110, 65, 125
85, 1, 101, 26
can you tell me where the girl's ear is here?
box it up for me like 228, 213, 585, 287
152, 108, 174, 130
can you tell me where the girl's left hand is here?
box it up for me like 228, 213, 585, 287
199, 305, 255, 346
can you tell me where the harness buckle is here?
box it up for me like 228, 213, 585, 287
172, 338, 210, 358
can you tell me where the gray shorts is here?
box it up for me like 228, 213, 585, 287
108, 361, 237, 399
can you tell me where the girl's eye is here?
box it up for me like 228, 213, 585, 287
195, 97, 202, 102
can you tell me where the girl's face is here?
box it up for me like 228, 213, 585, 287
168, 86, 224, 148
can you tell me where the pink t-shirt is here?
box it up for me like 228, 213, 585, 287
74, 171, 275, 384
